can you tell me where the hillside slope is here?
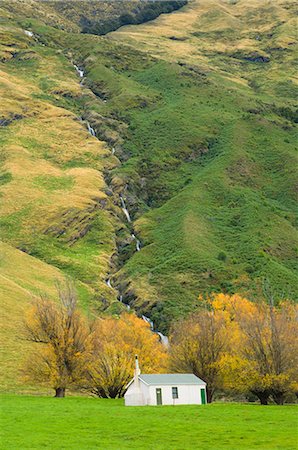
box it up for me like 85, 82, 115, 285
0, 0, 297, 351
105, 0, 298, 329
0, 242, 65, 392
0, 0, 186, 34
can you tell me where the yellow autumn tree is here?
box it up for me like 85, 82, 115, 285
170, 293, 298, 404
169, 300, 229, 403
88, 312, 168, 398
23, 281, 92, 397
212, 294, 298, 404
235, 300, 298, 404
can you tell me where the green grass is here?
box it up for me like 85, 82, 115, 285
1, 3, 297, 330
1, 396, 297, 450
33, 175, 74, 191
67, 27, 297, 330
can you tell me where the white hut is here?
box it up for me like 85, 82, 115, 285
124, 356, 207, 406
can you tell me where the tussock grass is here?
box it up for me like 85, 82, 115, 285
0, 242, 65, 392
0, 33, 118, 300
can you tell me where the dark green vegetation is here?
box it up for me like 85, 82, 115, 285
0, 0, 297, 383
0, 0, 187, 34
79, 1, 187, 35
1, 396, 297, 450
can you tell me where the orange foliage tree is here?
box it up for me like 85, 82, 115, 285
212, 294, 298, 404
88, 312, 168, 398
170, 293, 298, 404
169, 300, 229, 402
23, 281, 92, 397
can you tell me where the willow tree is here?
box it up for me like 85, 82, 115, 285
213, 294, 298, 405
23, 280, 91, 397
169, 304, 228, 403
88, 312, 167, 398
236, 300, 298, 405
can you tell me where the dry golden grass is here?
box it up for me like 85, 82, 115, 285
0, 25, 123, 393
0, 0, 79, 32
109, 0, 297, 86
0, 242, 64, 392
0, 36, 114, 233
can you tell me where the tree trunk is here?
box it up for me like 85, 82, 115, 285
54, 387, 66, 398
252, 389, 270, 405
206, 387, 214, 403
272, 392, 285, 405
257, 392, 269, 405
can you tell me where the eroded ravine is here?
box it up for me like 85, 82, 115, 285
72, 61, 168, 346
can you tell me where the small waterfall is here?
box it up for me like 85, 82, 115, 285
73, 65, 146, 325
118, 294, 131, 311
119, 192, 141, 249
74, 64, 84, 78
105, 278, 112, 289
87, 121, 96, 137
157, 332, 169, 348
24, 30, 33, 38
142, 315, 154, 330
142, 315, 169, 348
71, 60, 136, 318
136, 239, 141, 252
120, 195, 131, 223
131, 234, 141, 252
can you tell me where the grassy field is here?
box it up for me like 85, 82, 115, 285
1, 396, 297, 450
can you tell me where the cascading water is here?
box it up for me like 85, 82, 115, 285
73, 64, 84, 78
131, 234, 141, 252
157, 332, 169, 347
106, 278, 112, 289
72, 61, 166, 342
142, 315, 154, 330
120, 195, 131, 223
142, 315, 169, 348
87, 121, 96, 137
73, 62, 133, 312
24, 30, 34, 38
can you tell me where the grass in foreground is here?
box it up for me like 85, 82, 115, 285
1, 396, 297, 450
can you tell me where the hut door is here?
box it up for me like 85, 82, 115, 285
200, 388, 206, 404
156, 388, 162, 405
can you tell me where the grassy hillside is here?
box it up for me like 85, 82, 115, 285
0, 29, 122, 306
0, 0, 297, 386
0, 0, 187, 34
74, 0, 297, 330
0, 242, 66, 392
2, 396, 298, 449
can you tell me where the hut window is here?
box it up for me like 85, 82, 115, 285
172, 387, 178, 399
